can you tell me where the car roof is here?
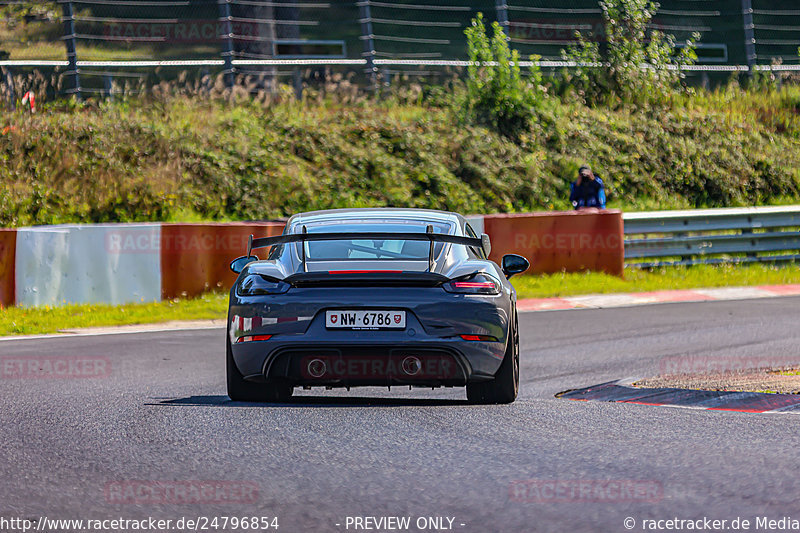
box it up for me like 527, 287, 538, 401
287, 208, 464, 229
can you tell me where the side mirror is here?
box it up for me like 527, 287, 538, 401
480, 233, 491, 257
230, 255, 258, 274
502, 254, 529, 279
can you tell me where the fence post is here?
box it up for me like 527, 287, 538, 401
495, 0, 509, 37
3, 68, 15, 110
740, 0, 756, 72
103, 73, 113, 100
218, 0, 235, 89
292, 69, 303, 99
382, 66, 390, 88
358, 0, 377, 91
61, 0, 81, 100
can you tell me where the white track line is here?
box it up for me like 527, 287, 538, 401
0, 322, 223, 342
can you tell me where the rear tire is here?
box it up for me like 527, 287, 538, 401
227, 336, 293, 402
466, 311, 519, 404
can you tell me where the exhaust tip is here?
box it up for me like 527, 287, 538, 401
307, 358, 327, 378
401, 356, 422, 376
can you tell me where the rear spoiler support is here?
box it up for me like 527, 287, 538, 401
426, 225, 434, 272
301, 225, 308, 273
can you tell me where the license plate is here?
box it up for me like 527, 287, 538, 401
326, 310, 406, 330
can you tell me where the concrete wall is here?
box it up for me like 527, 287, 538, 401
482, 209, 625, 276
161, 222, 284, 299
0, 228, 16, 307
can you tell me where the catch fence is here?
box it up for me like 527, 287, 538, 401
3, 0, 800, 101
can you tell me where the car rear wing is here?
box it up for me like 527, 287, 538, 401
282, 270, 450, 287
247, 225, 488, 272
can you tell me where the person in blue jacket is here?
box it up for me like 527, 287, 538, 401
569, 165, 606, 209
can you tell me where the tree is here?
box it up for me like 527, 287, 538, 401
463, 13, 544, 139
563, 0, 698, 106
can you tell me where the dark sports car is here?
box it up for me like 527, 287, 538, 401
227, 208, 529, 404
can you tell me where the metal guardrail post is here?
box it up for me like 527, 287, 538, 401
358, 0, 377, 91
218, 0, 235, 90
495, 0, 510, 37
741, 227, 756, 258
61, 0, 80, 100
741, 0, 756, 71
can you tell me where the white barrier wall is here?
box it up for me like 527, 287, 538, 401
14, 227, 69, 307
15, 224, 162, 307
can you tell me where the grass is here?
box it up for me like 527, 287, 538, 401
0, 292, 228, 336
2, 263, 800, 335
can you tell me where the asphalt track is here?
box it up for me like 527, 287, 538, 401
2, 297, 800, 532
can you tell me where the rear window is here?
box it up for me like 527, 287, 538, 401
302, 220, 452, 261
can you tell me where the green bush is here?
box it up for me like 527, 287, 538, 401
463, 13, 543, 139
562, 0, 698, 106
2, 84, 800, 227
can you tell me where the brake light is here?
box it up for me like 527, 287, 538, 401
443, 273, 500, 295
460, 334, 499, 341
236, 334, 273, 343
328, 270, 403, 274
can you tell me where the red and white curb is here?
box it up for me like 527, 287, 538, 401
558, 380, 800, 414
518, 284, 800, 312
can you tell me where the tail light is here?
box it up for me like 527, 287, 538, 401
459, 334, 499, 341
443, 273, 501, 295
237, 274, 290, 296
237, 335, 273, 343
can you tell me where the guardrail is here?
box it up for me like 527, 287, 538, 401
623, 206, 800, 268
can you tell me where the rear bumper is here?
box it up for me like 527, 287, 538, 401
229, 286, 512, 386
233, 339, 504, 386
